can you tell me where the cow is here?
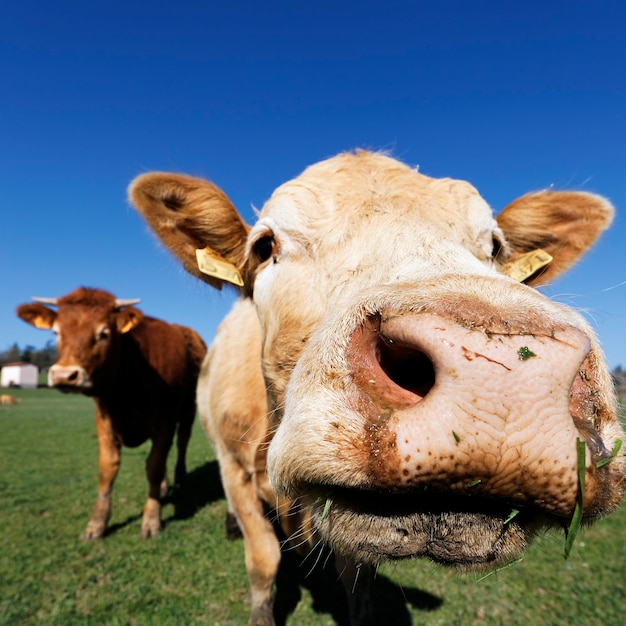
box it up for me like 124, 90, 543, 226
129, 151, 625, 625
16, 287, 206, 540
0, 394, 17, 406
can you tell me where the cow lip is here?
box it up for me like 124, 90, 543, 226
306, 484, 539, 519
300, 484, 555, 567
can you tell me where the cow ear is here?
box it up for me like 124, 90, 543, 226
128, 172, 250, 291
116, 307, 143, 334
496, 190, 614, 286
16, 304, 57, 330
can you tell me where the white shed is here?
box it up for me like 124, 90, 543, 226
1, 362, 39, 389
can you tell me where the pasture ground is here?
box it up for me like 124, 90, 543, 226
0, 388, 624, 625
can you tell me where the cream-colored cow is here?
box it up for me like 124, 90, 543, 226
130, 151, 624, 626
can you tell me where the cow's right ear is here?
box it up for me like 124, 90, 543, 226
115, 307, 143, 334
16, 304, 57, 330
128, 173, 250, 291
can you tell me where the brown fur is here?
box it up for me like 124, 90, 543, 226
16, 287, 206, 540
130, 173, 249, 290
496, 190, 614, 285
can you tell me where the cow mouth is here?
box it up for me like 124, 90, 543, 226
301, 486, 555, 569
51, 381, 95, 396
270, 301, 621, 568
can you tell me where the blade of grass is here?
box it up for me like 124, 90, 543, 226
320, 498, 332, 522
503, 508, 520, 525
564, 438, 586, 559
596, 439, 622, 468
476, 558, 523, 582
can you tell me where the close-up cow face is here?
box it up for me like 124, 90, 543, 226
17, 288, 142, 394
129, 151, 625, 571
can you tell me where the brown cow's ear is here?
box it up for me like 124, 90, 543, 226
16, 304, 57, 330
496, 190, 614, 286
128, 172, 250, 291
116, 307, 143, 334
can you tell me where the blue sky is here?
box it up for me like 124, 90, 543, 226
2, 0, 625, 369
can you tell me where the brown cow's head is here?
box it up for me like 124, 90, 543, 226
129, 151, 624, 570
17, 287, 142, 395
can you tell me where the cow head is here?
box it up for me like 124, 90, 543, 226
17, 287, 142, 394
129, 151, 624, 569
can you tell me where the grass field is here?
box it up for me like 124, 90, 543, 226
0, 388, 624, 625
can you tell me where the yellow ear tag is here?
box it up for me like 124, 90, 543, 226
195, 248, 244, 287
501, 249, 553, 283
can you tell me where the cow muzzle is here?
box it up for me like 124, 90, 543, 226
48, 364, 92, 392
268, 281, 624, 568
347, 312, 603, 514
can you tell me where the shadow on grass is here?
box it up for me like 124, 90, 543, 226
105, 513, 143, 537
105, 460, 224, 537
167, 460, 224, 521
107, 461, 442, 623
274, 546, 442, 625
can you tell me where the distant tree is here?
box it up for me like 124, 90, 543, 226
20, 345, 35, 363
0, 341, 57, 369
31, 340, 58, 370
0, 343, 21, 366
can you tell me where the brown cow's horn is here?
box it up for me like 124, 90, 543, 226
32, 297, 59, 305
115, 298, 141, 307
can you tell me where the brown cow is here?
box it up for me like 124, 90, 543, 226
130, 151, 625, 625
0, 394, 17, 406
16, 287, 206, 540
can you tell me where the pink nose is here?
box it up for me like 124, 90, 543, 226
347, 310, 596, 516
48, 364, 91, 388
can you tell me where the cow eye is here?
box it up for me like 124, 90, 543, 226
97, 327, 111, 342
491, 234, 503, 260
253, 235, 277, 263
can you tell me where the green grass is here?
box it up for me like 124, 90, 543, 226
0, 389, 624, 625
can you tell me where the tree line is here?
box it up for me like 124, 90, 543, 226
0, 341, 58, 370
612, 365, 626, 392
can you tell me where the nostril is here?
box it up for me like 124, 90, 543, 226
67, 370, 80, 383
377, 335, 436, 398
347, 314, 436, 407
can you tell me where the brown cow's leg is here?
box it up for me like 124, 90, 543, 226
83, 411, 121, 541
141, 432, 174, 538
219, 453, 280, 626
174, 407, 194, 487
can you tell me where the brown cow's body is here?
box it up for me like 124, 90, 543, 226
17, 287, 206, 540
0, 394, 17, 406
130, 151, 625, 625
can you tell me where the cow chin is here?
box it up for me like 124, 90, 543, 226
304, 488, 549, 569
52, 381, 94, 395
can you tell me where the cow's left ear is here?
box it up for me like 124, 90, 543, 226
116, 307, 143, 334
496, 190, 614, 286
